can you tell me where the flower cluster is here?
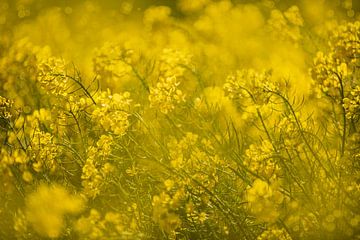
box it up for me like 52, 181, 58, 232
0, 38, 50, 107
152, 132, 223, 235
224, 69, 277, 106
267, 6, 304, 42
152, 191, 183, 234
256, 226, 292, 240
81, 135, 114, 198
149, 75, 185, 114
168, 132, 220, 193
0, 95, 13, 119
310, 52, 342, 96
284, 204, 318, 238
28, 129, 59, 173
329, 21, 360, 67
0, 148, 29, 183
148, 49, 192, 114
37, 57, 69, 97
24, 184, 84, 238
343, 86, 360, 119
245, 179, 284, 223
93, 42, 134, 84
244, 140, 279, 179
75, 208, 140, 239
310, 21, 359, 99
91, 90, 132, 135
143, 6, 172, 30
177, 0, 209, 13
276, 114, 307, 149
158, 48, 193, 78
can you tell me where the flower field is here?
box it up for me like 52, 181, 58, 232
0, 0, 359, 239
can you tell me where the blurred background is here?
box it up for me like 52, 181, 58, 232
0, 0, 359, 93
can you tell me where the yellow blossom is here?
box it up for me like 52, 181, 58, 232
25, 184, 84, 238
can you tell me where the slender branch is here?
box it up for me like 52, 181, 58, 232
51, 73, 97, 105
333, 71, 347, 156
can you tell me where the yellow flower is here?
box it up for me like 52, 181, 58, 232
143, 6, 172, 29
25, 184, 84, 238
246, 179, 284, 223
22, 171, 33, 183
164, 179, 175, 191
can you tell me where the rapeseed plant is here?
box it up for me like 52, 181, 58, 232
0, 0, 359, 239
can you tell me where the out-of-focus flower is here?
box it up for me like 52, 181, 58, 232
245, 179, 284, 223
25, 184, 84, 238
